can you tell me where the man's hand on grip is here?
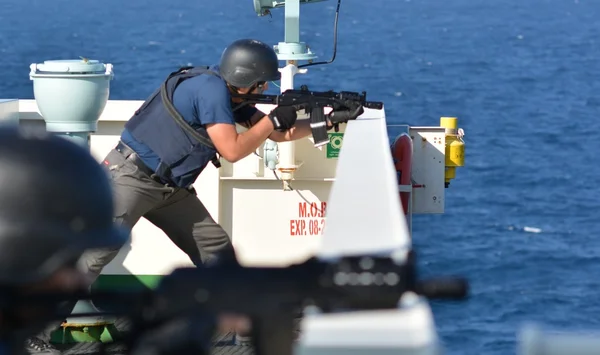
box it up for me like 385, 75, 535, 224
268, 106, 297, 132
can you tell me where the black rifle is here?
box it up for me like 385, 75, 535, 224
234, 86, 384, 147
126, 252, 467, 355
7, 251, 467, 355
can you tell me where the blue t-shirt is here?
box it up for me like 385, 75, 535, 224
121, 65, 258, 185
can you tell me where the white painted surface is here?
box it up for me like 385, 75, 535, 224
0, 99, 19, 126
318, 106, 411, 260
518, 323, 600, 355
297, 293, 440, 355
276, 64, 307, 183
409, 127, 447, 214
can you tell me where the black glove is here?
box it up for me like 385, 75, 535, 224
327, 104, 365, 129
268, 106, 297, 132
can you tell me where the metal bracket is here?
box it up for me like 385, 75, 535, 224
253, 0, 325, 61
252, 0, 328, 16
263, 139, 279, 170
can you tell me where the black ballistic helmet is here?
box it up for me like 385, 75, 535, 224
219, 38, 281, 88
0, 127, 128, 285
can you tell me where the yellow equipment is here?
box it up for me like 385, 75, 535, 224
440, 117, 465, 188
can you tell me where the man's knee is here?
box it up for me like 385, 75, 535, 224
192, 223, 236, 266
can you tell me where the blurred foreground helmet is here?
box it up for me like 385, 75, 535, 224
0, 128, 128, 285
219, 38, 281, 88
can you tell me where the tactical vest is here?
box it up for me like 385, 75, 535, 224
125, 66, 222, 187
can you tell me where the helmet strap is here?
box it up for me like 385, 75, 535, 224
228, 82, 263, 112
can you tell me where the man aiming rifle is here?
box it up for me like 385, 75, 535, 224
30, 38, 368, 353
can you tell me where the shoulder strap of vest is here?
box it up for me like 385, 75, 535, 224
160, 66, 219, 150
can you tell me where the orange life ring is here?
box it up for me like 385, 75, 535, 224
391, 133, 413, 215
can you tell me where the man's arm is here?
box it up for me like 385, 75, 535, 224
205, 103, 297, 162
206, 118, 274, 163
269, 118, 312, 142
242, 110, 312, 142
197, 82, 276, 163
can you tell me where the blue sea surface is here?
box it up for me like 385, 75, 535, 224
1, 0, 600, 354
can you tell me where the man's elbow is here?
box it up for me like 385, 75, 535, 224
219, 149, 243, 163
268, 132, 286, 142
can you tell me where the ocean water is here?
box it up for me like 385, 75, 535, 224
1, 0, 600, 354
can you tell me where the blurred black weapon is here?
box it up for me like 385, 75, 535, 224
4, 252, 468, 355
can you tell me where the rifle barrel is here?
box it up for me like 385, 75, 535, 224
364, 101, 383, 110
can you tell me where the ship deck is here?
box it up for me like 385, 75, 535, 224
54, 316, 301, 355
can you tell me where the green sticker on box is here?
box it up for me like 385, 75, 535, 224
326, 133, 344, 158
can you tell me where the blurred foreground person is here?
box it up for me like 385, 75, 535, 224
0, 128, 128, 354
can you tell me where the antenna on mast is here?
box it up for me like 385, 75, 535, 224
252, 0, 341, 68
251, 0, 343, 189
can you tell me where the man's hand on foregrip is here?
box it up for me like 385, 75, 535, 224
327, 105, 365, 127
268, 106, 298, 132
